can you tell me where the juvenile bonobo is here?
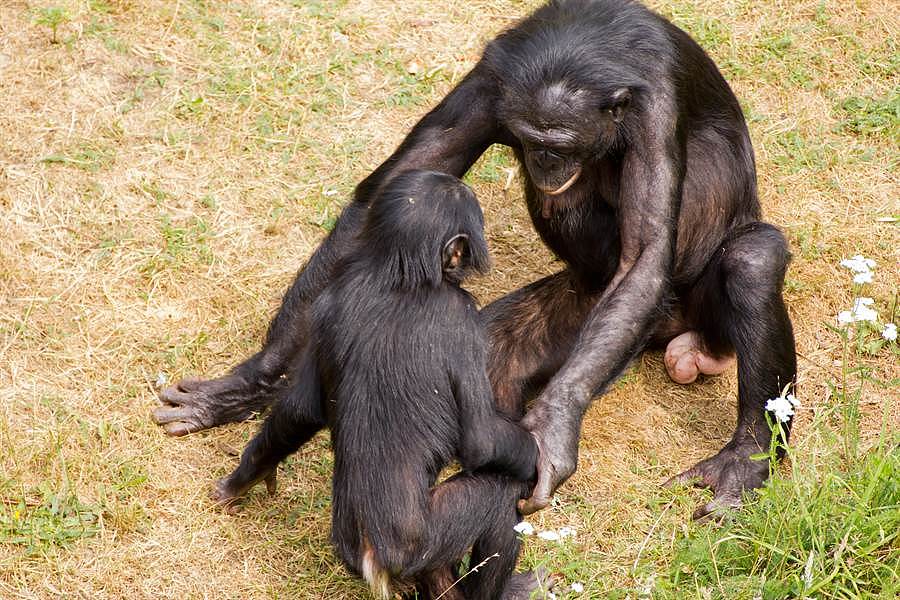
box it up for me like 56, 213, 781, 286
157, 0, 797, 521
213, 171, 543, 600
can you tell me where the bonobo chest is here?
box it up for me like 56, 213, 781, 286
523, 161, 621, 283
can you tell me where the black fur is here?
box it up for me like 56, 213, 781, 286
215, 171, 538, 599
157, 0, 796, 521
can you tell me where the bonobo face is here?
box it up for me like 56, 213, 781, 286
503, 83, 630, 196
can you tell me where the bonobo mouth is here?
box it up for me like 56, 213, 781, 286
537, 166, 582, 196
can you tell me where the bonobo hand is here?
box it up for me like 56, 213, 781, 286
153, 374, 285, 436
516, 386, 585, 515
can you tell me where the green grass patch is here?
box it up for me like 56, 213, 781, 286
140, 215, 213, 276
467, 144, 515, 184
653, 446, 899, 599
835, 94, 900, 139
0, 483, 101, 553
41, 142, 116, 172
770, 130, 831, 174
32, 5, 70, 44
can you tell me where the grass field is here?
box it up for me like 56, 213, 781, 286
1, 0, 897, 598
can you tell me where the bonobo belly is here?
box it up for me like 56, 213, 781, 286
527, 187, 621, 289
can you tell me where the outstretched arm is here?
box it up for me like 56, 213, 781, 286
519, 92, 682, 513
155, 68, 502, 434
249, 65, 503, 381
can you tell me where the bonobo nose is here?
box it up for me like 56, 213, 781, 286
534, 149, 563, 172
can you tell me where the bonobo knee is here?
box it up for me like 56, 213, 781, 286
721, 223, 791, 289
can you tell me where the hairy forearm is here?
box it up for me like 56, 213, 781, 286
549, 246, 672, 412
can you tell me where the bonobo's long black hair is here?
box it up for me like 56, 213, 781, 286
358, 170, 490, 289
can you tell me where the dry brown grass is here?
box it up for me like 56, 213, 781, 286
0, 0, 897, 598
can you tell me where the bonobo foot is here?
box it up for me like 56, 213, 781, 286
501, 569, 557, 600
664, 331, 735, 384
665, 442, 769, 521
211, 468, 277, 514
152, 374, 282, 436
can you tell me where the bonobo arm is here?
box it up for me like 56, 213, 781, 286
353, 65, 502, 202
213, 348, 326, 505
519, 92, 682, 513
452, 329, 539, 481
242, 67, 501, 381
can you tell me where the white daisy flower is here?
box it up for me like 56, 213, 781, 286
838, 297, 879, 324
853, 270, 874, 284
852, 297, 878, 322
765, 395, 796, 423
883, 323, 897, 341
839, 255, 876, 273
513, 521, 534, 536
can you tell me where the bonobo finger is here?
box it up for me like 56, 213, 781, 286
265, 472, 277, 495
662, 466, 705, 489
158, 384, 199, 407
518, 490, 551, 515
210, 478, 245, 514
162, 420, 204, 437
518, 470, 553, 515
152, 405, 194, 425
210, 479, 232, 504
169, 376, 204, 391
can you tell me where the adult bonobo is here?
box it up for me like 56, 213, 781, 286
154, 0, 796, 520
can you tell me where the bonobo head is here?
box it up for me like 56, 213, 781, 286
482, 20, 638, 209
500, 82, 630, 196
363, 170, 490, 288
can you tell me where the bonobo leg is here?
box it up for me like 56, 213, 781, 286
211, 349, 325, 509
392, 474, 538, 600
153, 202, 366, 436
482, 270, 600, 418
667, 222, 796, 520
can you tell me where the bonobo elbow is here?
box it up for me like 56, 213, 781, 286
460, 427, 538, 482
459, 434, 496, 472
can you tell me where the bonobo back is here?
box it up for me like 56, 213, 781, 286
309, 170, 500, 572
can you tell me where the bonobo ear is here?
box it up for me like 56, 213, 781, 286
442, 234, 469, 273
608, 87, 631, 123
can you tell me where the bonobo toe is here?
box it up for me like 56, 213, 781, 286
664, 446, 768, 520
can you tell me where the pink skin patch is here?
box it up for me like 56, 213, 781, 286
664, 331, 735, 384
